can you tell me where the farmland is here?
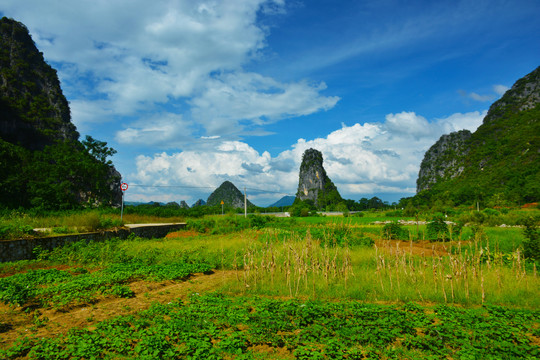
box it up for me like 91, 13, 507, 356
0, 212, 539, 359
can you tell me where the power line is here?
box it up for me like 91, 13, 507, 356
126, 184, 292, 196
128, 184, 215, 189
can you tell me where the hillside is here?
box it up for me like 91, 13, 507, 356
0, 17, 121, 209
206, 181, 255, 209
415, 66, 540, 206
417, 130, 472, 193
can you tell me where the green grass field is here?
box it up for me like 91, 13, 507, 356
0, 214, 538, 359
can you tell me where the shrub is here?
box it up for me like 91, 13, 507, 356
522, 216, 539, 261
249, 215, 268, 229
448, 221, 464, 239
186, 218, 216, 233
382, 221, 406, 240
426, 214, 449, 241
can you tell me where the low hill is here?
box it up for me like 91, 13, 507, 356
207, 181, 255, 208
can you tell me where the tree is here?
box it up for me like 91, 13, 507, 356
27, 139, 119, 210
82, 135, 117, 164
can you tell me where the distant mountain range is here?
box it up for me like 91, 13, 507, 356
267, 196, 296, 208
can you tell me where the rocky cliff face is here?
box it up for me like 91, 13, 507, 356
416, 130, 471, 192
295, 148, 342, 208
0, 17, 122, 208
0, 17, 78, 150
484, 67, 540, 123
415, 66, 539, 204
207, 181, 255, 208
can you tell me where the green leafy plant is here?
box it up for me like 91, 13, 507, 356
382, 221, 406, 240
426, 214, 449, 241
522, 215, 540, 261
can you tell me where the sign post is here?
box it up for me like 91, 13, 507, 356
221, 200, 224, 215
120, 182, 128, 221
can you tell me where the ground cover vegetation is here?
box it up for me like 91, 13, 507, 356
0, 212, 538, 358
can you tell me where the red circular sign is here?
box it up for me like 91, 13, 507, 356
121, 182, 128, 191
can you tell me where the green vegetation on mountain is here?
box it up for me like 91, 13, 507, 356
0, 17, 121, 210
414, 66, 540, 207
295, 148, 343, 210
206, 181, 255, 209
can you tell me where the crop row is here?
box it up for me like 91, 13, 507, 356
2, 293, 538, 359
0, 261, 212, 308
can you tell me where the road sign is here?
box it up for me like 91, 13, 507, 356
220, 200, 224, 205
121, 183, 128, 191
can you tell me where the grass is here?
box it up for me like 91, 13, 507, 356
1, 216, 538, 359
223, 229, 538, 308
0, 209, 188, 239
1, 214, 536, 308
0, 209, 124, 239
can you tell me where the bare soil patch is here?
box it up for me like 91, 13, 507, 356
375, 239, 454, 257
165, 230, 200, 238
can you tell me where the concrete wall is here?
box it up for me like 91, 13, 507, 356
0, 223, 186, 263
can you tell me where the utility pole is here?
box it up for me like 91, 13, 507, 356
244, 187, 247, 218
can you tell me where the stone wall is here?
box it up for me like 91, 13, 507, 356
0, 223, 186, 263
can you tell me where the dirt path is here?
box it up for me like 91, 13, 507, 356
375, 239, 452, 257
0, 270, 238, 350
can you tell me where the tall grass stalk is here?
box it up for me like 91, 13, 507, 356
233, 231, 539, 308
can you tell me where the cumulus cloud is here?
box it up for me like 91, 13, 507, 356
2, 0, 337, 144
191, 72, 340, 136
127, 110, 486, 205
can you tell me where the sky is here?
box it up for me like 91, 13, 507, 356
2, 0, 539, 206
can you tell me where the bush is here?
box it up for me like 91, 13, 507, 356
382, 222, 406, 240
522, 216, 539, 261
426, 214, 449, 241
0, 223, 35, 239
249, 215, 268, 229
448, 221, 464, 239
187, 218, 216, 233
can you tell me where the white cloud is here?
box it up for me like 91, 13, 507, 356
127, 110, 486, 205
115, 113, 194, 147
3, 0, 337, 143
384, 112, 431, 137
191, 72, 340, 136
469, 92, 494, 102
493, 84, 509, 96
459, 84, 510, 103
434, 111, 486, 133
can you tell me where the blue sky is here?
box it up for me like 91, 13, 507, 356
2, 0, 539, 206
